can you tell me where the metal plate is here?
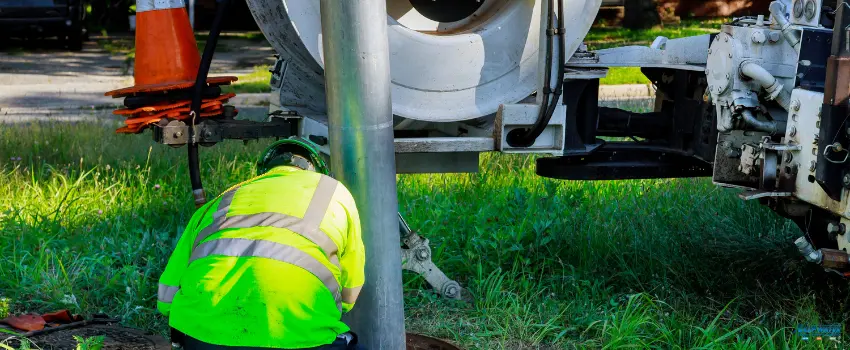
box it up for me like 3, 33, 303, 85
536, 145, 713, 180
706, 33, 736, 97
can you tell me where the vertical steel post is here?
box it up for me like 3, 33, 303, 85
319, 0, 406, 348
188, 0, 195, 28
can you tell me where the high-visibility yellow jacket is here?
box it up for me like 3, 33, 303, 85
156, 166, 366, 349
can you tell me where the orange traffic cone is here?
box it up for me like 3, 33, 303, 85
105, 0, 238, 134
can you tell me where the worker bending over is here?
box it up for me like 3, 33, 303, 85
157, 139, 366, 350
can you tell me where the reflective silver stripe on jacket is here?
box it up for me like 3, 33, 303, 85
136, 0, 186, 12
341, 285, 362, 305
158, 283, 180, 303
193, 176, 341, 264
190, 238, 342, 312
193, 189, 238, 247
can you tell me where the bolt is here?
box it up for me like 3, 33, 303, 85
708, 48, 712, 54
443, 284, 460, 299
752, 31, 766, 44
844, 173, 850, 187
769, 32, 782, 42
726, 73, 730, 79
828, 224, 843, 241
203, 130, 213, 138
728, 52, 733, 58
415, 248, 430, 261
791, 100, 801, 111
790, 126, 797, 137
174, 131, 183, 138
810, 160, 817, 171
828, 222, 847, 236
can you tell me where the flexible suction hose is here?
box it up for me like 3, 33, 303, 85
740, 109, 786, 136
506, 0, 564, 147
740, 61, 791, 110
188, 0, 230, 208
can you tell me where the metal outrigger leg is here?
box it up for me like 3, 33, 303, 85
398, 213, 463, 300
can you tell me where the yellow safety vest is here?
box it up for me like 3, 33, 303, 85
156, 166, 365, 348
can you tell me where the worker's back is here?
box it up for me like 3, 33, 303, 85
157, 166, 365, 349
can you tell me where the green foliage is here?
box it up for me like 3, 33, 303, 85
74, 335, 105, 350
0, 298, 9, 319
0, 338, 31, 350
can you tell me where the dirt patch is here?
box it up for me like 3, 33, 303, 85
406, 333, 461, 350
7, 324, 169, 350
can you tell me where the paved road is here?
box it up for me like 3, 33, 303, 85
0, 35, 275, 110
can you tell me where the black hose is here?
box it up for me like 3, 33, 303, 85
506, 0, 564, 148
539, 0, 566, 139
188, 0, 230, 208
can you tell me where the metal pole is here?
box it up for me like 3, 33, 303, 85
319, 0, 406, 349
188, 0, 195, 28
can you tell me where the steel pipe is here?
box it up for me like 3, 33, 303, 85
769, 1, 801, 49
319, 0, 406, 348
740, 61, 791, 110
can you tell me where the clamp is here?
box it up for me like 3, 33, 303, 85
398, 213, 463, 300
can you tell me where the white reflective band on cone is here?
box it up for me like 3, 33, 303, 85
137, 0, 186, 12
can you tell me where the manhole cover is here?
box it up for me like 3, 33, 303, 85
7, 324, 169, 350
407, 333, 461, 350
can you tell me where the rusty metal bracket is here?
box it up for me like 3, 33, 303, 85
399, 214, 463, 300
153, 116, 298, 147
761, 142, 802, 152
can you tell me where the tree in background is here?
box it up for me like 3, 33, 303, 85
623, 0, 660, 29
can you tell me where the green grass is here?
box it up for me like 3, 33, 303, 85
1, 120, 849, 349
600, 67, 650, 85
222, 66, 272, 94
586, 18, 726, 50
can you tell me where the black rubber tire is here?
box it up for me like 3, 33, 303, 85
66, 28, 85, 51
